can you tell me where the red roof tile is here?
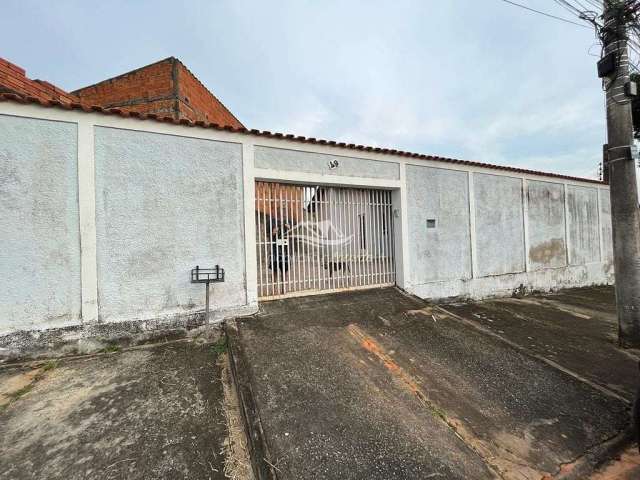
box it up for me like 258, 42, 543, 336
0, 92, 604, 185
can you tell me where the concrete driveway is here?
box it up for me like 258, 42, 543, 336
228, 287, 634, 480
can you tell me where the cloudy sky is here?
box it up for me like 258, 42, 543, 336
2, 1, 605, 178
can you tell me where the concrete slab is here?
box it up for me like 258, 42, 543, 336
442, 286, 639, 400
0, 338, 235, 480
231, 287, 631, 480
231, 289, 497, 480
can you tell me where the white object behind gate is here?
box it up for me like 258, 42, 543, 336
255, 182, 395, 300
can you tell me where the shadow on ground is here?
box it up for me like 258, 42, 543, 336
230, 286, 635, 480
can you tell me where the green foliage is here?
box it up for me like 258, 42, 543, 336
9, 383, 34, 400
102, 344, 121, 353
41, 360, 58, 371
211, 336, 228, 355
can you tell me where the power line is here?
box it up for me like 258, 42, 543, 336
581, 0, 602, 7
499, 0, 593, 28
550, 0, 602, 28
554, 0, 588, 16
571, 0, 595, 11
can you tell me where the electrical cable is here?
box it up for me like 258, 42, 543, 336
499, 0, 594, 27
552, 0, 601, 27
554, 0, 589, 17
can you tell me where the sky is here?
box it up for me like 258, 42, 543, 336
1, 0, 606, 178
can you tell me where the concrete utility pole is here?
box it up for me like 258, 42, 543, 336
602, 0, 640, 347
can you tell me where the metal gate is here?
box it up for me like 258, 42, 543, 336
255, 181, 395, 300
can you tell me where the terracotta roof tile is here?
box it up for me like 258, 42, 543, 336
0, 92, 604, 185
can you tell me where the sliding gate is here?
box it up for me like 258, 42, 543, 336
255, 181, 395, 300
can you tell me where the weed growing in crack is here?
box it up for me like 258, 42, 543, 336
41, 360, 58, 371
212, 337, 228, 355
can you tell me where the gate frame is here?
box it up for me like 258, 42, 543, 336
254, 181, 398, 300
242, 146, 409, 305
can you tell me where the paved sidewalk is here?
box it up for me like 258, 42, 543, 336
230, 287, 632, 480
442, 286, 639, 400
0, 337, 235, 480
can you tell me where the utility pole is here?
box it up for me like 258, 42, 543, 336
602, 0, 640, 347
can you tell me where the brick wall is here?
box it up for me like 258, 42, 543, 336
72, 58, 177, 117
72, 57, 243, 127
0, 58, 78, 103
176, 62, 243, 127
1, 57, 242, 127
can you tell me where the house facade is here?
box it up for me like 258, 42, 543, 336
0, 92, 613, 341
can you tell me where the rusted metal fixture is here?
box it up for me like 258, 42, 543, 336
191, 265, 225, 322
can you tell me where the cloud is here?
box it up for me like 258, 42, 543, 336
1, 0, 608, 178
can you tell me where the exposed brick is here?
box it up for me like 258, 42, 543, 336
72, 57, 243, 127
1, 56, 243, 128
0, 57, 78, 104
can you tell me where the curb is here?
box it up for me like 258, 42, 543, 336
225, 319, 278, 480
401, 293, 636, 478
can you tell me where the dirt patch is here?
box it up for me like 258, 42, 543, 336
0, 360, 59, 411
0, 367, 43, 407
590, 446, 640, 479
219, 353, 254, 480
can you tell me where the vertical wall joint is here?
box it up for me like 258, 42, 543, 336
468, 171, 478, 278
77, 120, 99, 323
522, 178, 530, 272
243, 142, 258, 306
563, 183, 572, 266
395, 162, 411, 289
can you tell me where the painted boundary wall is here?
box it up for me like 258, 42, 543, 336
406, 165, 613, 300
0, 101, 613, 337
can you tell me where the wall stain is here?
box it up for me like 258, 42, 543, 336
529, 238, 565, 265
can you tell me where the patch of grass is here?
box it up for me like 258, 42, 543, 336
0, 362, 59, 413
211, 336, 228, 355
416, 390, 448, 421
102, 344, 121, 353
41, 360, 58, 371
9, 383, 34, 400
430, 405, 448, 422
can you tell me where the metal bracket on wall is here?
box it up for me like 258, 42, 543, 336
191, 265, 225, 323
606, 145, 633, 165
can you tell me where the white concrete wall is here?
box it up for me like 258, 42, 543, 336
474, 173, 526, 277
406, 165, 472, 284
255, 146, 400, 180
526, 180, 566, 271
94, 127, 246, 323
567, 185, 600, 266
407, 167, 613, 301
0, 101, 615, 336
0, 114, 81, 332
